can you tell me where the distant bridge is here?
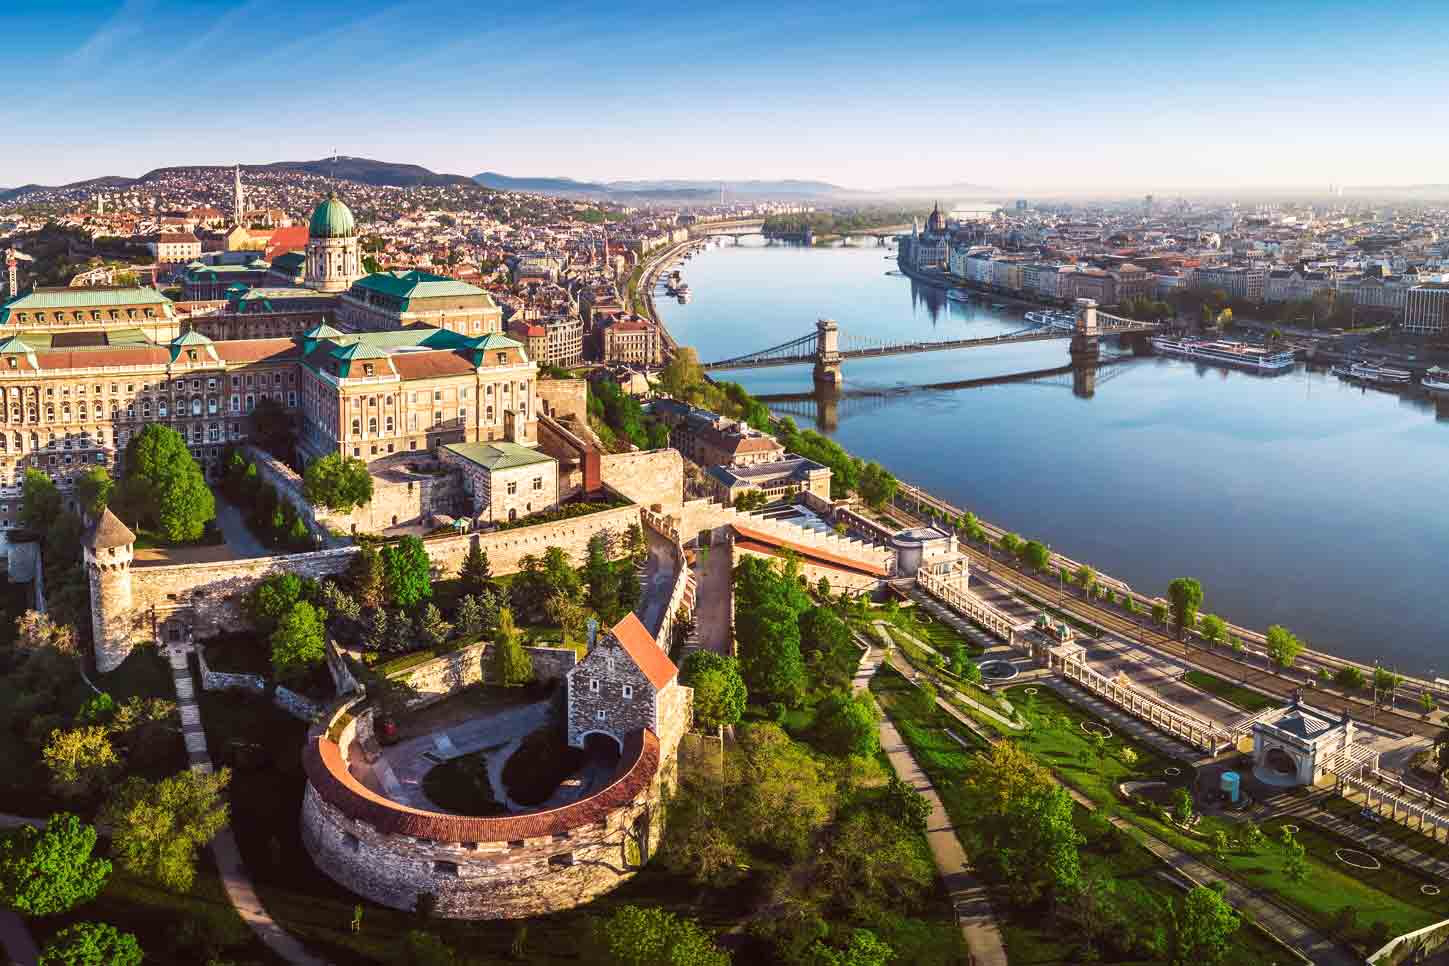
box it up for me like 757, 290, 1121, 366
702, 299, 1160, 386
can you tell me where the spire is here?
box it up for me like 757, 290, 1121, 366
234, 163, 245, 226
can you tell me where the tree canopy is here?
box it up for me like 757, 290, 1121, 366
20, 468, 62, 529
73, 467, 114, 517
119, 424, 215, 542
38, 921, 142, 966
680, 651, 747, 730
732, 555, 809, 706
1167, 577, 1204, 639
491, 608, 533, 687
382, 536, 433, 608
1171, 884, 1240, 966
270, 601, 326, 682
0, 813, 110, 917
100, 768, 230, 893
589, 904, 730, 966
303, 453, 374, 511
1265, 624, 1304, 668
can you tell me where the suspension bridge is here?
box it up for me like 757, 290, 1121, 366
701, 298, 1161, 386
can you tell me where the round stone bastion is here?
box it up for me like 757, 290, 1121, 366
301, 697, 665, 919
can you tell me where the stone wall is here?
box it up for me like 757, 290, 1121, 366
536, 377, 588, 422
393, 641, 577, 709
566, 640, 660, 750
275, 685, 323, 721
599, 449, 683, 514
418, 502, 642, 577
301, 699, 669, 919
196, 645, 266, 696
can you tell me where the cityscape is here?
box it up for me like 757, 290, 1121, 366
2, 3, 1449, 966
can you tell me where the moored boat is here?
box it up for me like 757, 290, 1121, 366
1331, 361, 1412, 386
1422, 366, 1449, 393
1151, 337, 1295, 373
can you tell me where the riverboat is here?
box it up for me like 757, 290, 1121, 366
991, 302, 1008, 310
1331, 361, 1413, 386
946, 289, 973, 303
1026, 310, 1077, 331
1150, 337, 1295, 373
1421, 366, 1449, 393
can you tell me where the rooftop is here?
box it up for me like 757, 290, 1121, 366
442, 440, 555, 472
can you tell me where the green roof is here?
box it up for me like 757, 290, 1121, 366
350, 270, 488, 303
303, 322, 344, 339
443, 441, 555, 472
0, 336, 34, 355
9, 328, 152, 350
237, 287, 332, 301
172, 329, 214, 346
2, 286, 172, 310
309, 193, 356, 239
272, 252, 306, 272
331, 341, 391, 361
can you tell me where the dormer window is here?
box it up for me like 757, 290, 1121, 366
363, 364, 374, 377
187, 350, 197, 362
6, 359, 14, 369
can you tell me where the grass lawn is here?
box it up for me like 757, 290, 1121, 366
1183, 669, 1277, 713
1319, 793, 1449, 861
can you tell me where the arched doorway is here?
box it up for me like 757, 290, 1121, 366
1265, 747, 1296, 775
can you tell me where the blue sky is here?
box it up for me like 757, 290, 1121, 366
5, 0, 1446, 192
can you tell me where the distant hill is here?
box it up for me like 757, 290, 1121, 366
474, 172, 612, 195
0, 157, 477, 203
473, 172, 999, 202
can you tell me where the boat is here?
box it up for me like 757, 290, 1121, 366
1150, 337, 1296, 373
1330, 361, 1412, 386
1422, 366, 1449, 393
1026, 310, 1077, 331
946, 289, 973, 303
991, 302, 1008, 310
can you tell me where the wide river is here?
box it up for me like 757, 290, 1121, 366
656, 239, 1449, 675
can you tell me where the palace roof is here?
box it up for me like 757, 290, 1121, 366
443, 440, 554, 472
350, 269, 496, 305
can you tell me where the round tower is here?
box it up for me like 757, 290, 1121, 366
305, 192, 363, 293
84, 507, 137, 673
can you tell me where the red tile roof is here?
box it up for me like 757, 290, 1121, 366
36, 348, 170, 369
304, 728, 658, 843
263, 226, 310, 260
214, 339, 301, 364
731, 522, 889, 577
389, 350, 476, 380
609, 612, 676, 690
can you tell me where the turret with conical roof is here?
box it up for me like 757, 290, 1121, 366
84, 507, 136, 673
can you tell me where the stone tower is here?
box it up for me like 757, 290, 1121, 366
84, 507, 137, 673
305, 192, 364, 293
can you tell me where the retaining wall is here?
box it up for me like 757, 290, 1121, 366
392, 641, 577, 709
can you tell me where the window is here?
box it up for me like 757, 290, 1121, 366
532, 476, 543, 491
506, 480, 517, 495
589, 678, 599, 694
595, 709, 606, 720
622, 685, 633, 700
432, 861, 459, 877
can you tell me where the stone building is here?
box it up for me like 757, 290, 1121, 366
304, 193, 365, 294
540, 316, 583, 368
336, 270, 503, 336
152, 232, 202, 268
566, 612, 691, 761
84, 507, 136, 673
1250, 693, 1367, 787
599, 316, 663, 366
439, 440, 559, 524
0, 286, 180, 342
706, 454, 831, 505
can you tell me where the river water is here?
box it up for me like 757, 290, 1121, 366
655, 239, 1449, 675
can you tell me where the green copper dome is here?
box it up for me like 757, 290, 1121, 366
309, 192, 356, 239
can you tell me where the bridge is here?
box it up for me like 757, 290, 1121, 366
695, 222, 908, 244
702, 299, 1160, 387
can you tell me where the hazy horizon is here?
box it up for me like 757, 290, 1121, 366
6, 0, 1447, 194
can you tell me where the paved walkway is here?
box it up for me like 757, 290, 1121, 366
0, 909, 38, 966
858, 639, 1009, 966
213, 497, 273, 558
1279, 789, 1449, 881
691, 540, 734, 656
166, 641, 325, 966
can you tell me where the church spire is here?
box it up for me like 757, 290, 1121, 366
233, 164, 245, 227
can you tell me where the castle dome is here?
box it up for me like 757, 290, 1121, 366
309, 192, 356, 239
927, 201, 946, 233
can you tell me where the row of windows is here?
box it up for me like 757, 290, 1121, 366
0, 372, 291, 396
9, 308, 159, 324
587, 679, 633, 700
0, 391, 296, 422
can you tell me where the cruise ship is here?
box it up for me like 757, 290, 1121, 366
1150, 337, 1296, 373
1331, 361, 1412, 386
1422, 366, 1449, 393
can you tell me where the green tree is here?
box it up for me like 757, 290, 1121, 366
816, 690, 880, 757
856, 461, 897, 509
1166, 577, 1204, 639
20, 468, 62, 529
458, 541, 492, 595
1020, 540, 1050, 571
417, 603, 452, 649
732, 723, 838, 861
347, 544, 386, 610
1265, 624, 1304, 668
42, 727, 119, 799
656, 348, 707, 403
1281, 830, 1308, 883
1335, 665, 1365, 689
0, 813, 110, 916
455, 594, 485, 639
270, 601, 326, 682
38, 922, 142, 966
583, 533, 621, 621
732, 490, 768, 512
101, 768, 230, 893
1171, 884, 1240, 966
1152, 601, 1169, 626
1200, 613, 1227, 648
1373, 666, 1401, 703
882, 775, 932, 833
73, 467, 114, 517
680, 651, 747, 730
491, 608, 533, 687
247, 573, 306, 633
303, 453, 374, 511
733, 556, 808, 706
1074, 563, 1097, 594
120, 424, 215, 542
382, 535, 433, 608
590, 904, 729, 966
808, 928, 893, 966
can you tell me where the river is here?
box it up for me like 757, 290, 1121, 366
655, 238, 1449, 675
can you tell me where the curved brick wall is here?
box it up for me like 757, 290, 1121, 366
300, 702, 664, 918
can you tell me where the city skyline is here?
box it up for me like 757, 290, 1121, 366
8, 0, 1449, 194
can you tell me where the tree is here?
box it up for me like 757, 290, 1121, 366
347, 544, 386, 610
545, 592, 589, 646
1166, 578, 1203, 639
491, 608, 533, 687
42, 727, 119, 799
101, 768, 230, 893
808, 928, 893, 966
459, 541, 492, 595
73, 467, 114, 517
680, 651, 747, 730
732, 723, 838, 861
1200, 613, 1227, 648
303, 453, 374, 511
270, 602, 326, 683
882, 775, 932, 833
1021, 540, 1050, 571
247, 573, 306, 633
1172, 787, 1194, 825
455, 594, 485, 640
1152, 601, 1169, 626
816, 690, 880, 758
997, 531, 1021, 555
856, 461, 897, 509
120, 424, 215, 542
363, 607, 390, 652
38, 922, 142, 966
382, 536, 433, 608
1281, 830, 1307, 883
589, 904, 729, 966
20, 468, 62, 529
1373, 666, 1401, 703
417, 603, 452, 649
733, 556, 808, 706
1171, 884, 1240, 966
656, 348, 707, 403
732, 489, 768, 512
1265, 624, 1304, 668
583, 533, 621, 621
0, 813, 110, 916
1335, 665, 1365, 690
1074, 563, 1097, 594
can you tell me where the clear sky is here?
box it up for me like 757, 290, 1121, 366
5, 0, 1446, 193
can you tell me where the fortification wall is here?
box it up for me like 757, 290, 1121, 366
395, 641, 577, 708
536, 378, 588, 423
418, 503, 642, 576
300, 699, 667, 918
599, 449, 683, 514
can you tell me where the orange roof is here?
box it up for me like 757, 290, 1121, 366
263, 226, 309, 260
731, 522, 889, 577
390, 350, 476, 380
214, 339, 300, 364
609, 612, 676, 690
